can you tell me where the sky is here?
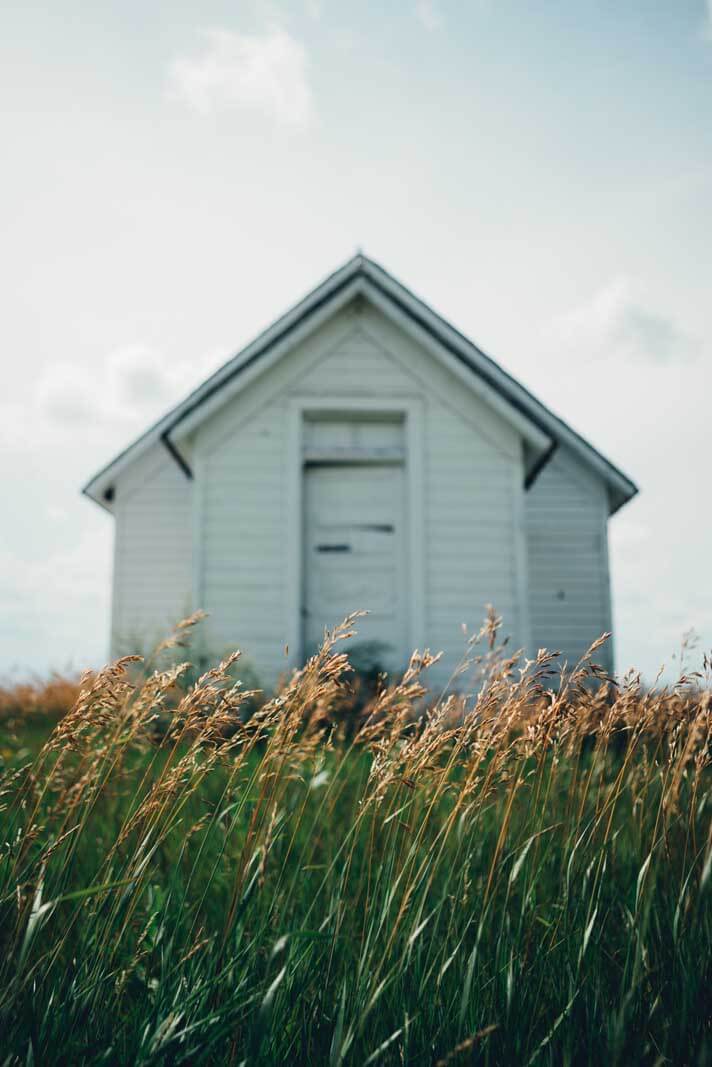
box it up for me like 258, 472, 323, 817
1, 0, 711, 682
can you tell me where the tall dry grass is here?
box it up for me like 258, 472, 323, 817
0, 672, 84, 725
0, 614, 710, 1065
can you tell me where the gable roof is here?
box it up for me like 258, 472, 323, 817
83, 253, 637, 515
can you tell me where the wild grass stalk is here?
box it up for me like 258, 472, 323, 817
0, 619, 710, 1064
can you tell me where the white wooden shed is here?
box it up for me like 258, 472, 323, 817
83, 255, 637, 687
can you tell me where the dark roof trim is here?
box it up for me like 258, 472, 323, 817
81, 261, 360, 507
161, 432, 193, 480
524, 441, 558, 490
162, 273, 359, 446
365, 258, 637, 506
363, 271, 554, 448
83, 253, 638, 515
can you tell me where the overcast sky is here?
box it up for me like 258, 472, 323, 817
1, 0, 710, 682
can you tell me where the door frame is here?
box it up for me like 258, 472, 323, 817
302, 459, 407, 668
285, 396, 425, 668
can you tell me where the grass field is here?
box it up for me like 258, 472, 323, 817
1, 614, 711, 1065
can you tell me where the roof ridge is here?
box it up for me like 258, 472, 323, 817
82, 253, 637, 515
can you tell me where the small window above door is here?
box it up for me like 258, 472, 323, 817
302, 414, 405, 463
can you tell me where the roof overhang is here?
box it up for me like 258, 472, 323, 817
83, 254, 638, 516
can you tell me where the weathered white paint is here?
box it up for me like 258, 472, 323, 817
303, 461, 407, 667
111, 452, 192, 655
524, 448, 613, 673
283, 395, 426, 675
190, 302, 523, 687
91, 258, 635, 691
84, 255, 636, 514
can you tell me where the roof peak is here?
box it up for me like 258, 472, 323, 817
82, 253, 637, 515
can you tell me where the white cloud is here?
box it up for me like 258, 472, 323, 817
35, 343, 226, 431
36, 362, 102, 425
415, 0, 443, 30
35, 346, 176, 428
167, 27, 314, 129
0, 528, 112, 674
106, 344, 175, 407
37, 345, 172, 427
545, 277, 698, 365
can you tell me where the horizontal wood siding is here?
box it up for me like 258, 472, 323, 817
200, 405, 288, 682
109, 299, 615, 693
425, 398, 518, 667
525, 450, 612, 674
198, 303, 523, 690
112, 454, 192, 654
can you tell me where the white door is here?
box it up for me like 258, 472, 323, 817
303, 463, 407, 672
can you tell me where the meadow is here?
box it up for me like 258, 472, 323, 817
0, 613, 710, 1065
